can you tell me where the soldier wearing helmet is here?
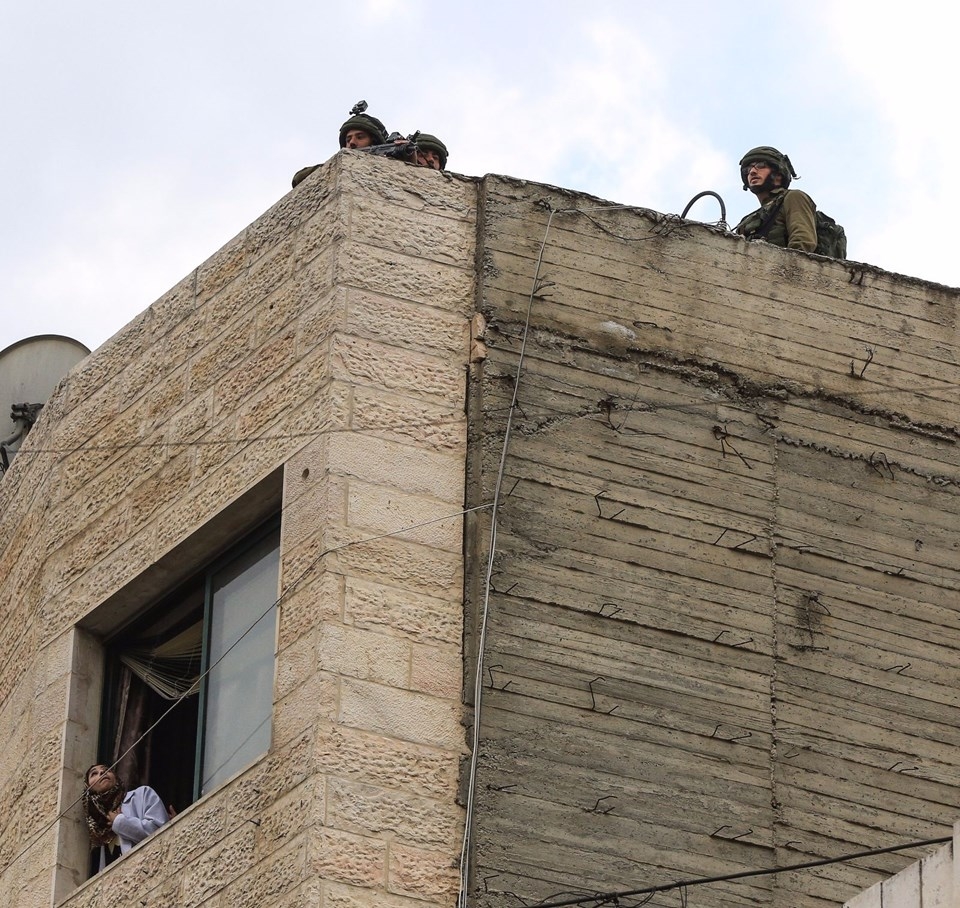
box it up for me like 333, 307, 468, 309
337, 102, 388, 150
410, 133, 448, 171
734, 146, 817, 253
292, 101, 390, 189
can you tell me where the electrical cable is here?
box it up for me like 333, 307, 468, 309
458, 203, 559, 907
531, 834, 953, 908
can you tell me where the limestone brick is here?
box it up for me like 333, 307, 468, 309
339, 678, 462, 750
322, 881, 442, 908
179, 824, 258, 908
349, 196, 476, 269
168, 387, 215, 447
164, 798, 228, 875
338, 154, 476, 219
244, 237, 295, 309
146, 270, 199, 342
313, 723, 459, 801
387, 842, 459, 901
212, 325, 298, 418
256, 779, 316, 852
297, 285, 344, 356
128, 450, 192, 526
275, 620, 317, 705
409, 644, 462, 698
328, 432, 464, 501
295, 194, 346, 268
164, 308, 211, 366
187, 313, 257, 396
328, 529, 462, 600
277, 573, 343, 650
344, 577, 461, 647
331, 333, 465, 405
196, 230, 248, 305
219, 838, 305, 908
317, 623, 410, 687
350, 386, 465, 454
273, 670, 340, 748
251, 161, 340, 263
142, 368, 189, 430
308, 827, 386, 888
291, 243, 337, 311
346, 481, 462, 553
231, 352, 334, 445
63, 309, 153, 410
255, 276, 310, 344
327, 778, 462, 850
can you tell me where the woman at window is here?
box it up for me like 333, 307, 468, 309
82, 764, 170, 869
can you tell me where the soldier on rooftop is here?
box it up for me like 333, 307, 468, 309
734, 146, 817, 253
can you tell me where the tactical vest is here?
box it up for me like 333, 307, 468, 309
736, 195, 790, 248
736, 190, 847, 258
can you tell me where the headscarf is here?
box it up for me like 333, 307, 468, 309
83, 766, 126, 848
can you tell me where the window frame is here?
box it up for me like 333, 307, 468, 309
98, 514, 281, 810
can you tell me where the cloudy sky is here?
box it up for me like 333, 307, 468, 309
2, 1, 957, 355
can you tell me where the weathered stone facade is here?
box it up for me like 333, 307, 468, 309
1, 153, 959, 908
0, 153, 475, 907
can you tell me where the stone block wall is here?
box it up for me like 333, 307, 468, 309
0, 152, 476, 907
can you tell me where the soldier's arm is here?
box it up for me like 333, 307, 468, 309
782, 191, 817, 252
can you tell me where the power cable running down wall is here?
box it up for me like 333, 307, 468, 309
458, 199, 683, 905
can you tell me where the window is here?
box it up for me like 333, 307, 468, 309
97, 518, 280, 818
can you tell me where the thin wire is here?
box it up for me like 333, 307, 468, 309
2, 358, 958, 467
1, 500, 493, 879
458, 204, 558, 907
4, 411, 463, 457
532, 835, 953, 908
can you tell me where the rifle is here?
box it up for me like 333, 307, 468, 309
362, 131, 422, 162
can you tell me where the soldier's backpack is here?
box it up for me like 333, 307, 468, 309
813, 210, 847, 259
754, 193, 847, 259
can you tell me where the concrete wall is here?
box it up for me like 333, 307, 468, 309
0, 152, 475, 907
464, 176, 960, 908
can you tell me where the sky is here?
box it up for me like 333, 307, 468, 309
2, 1, 959, 355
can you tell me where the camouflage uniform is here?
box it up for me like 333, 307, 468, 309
735, 188, 817, 253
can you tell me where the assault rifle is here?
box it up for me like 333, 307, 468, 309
362, 131, 422, 162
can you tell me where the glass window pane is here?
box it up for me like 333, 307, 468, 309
201, 528, 280, 795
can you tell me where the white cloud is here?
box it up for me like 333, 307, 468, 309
811, 2, 960, 283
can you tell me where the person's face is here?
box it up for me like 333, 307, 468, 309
745, 160, 782, 190
86, 765, 117, 793
416, 148, 442, 170
344, 129, 374, 149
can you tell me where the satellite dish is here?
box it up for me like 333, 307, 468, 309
0, 335, 90, 469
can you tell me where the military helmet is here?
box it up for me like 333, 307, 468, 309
414, 133, 449, 170
739, 145, 797, 190
339, 100, 388, 148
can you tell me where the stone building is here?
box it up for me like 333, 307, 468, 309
0, 151, 958, 908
